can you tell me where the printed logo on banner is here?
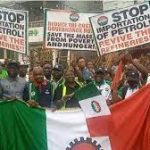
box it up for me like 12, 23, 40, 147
66, 137, 103, 150
45, 10, 97, 51
97, 16, 108, 26
91, 100, 101, 113
90, 2, 150, 55
69, 12, 79, 22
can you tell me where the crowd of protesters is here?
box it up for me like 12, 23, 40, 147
0, 52, 149, 110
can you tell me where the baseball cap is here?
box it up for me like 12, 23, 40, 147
126, 70, 139, 79
104, 67, 111, 73
19, 62, 28, 68
53, 64, 63, 71
7, 61, 20, 68
95, 67, 105, 74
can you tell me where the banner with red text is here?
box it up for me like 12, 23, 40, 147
0, 7, 28, 54
44, 9, 97, 51
90, 2, 150, 55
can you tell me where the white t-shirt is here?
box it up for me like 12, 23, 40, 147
19, 75, 29, 82
96, 81, 111, 101
125, 87, 139, 99
146, 73, 150, 84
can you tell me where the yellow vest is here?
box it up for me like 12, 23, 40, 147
61, 81, 83, 110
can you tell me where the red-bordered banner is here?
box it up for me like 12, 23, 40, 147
0, 7, 28, 54
44, 9, 97, 51
90, 2, 150, 55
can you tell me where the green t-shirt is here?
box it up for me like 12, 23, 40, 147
0, 70, 8, 79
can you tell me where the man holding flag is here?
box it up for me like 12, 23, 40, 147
55, 66, 121, 109
92, 67, 120, 105
0, 78, 149, 149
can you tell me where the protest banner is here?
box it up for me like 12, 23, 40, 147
90, 2, 150, 55
44, 9, 97, 51
0, 7, 28, 54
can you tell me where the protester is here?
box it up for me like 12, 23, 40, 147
127, 56, 150, 85
93, 67, 112, 102
87, 61, 94, 70
87, 61, 95, 79
51, 64, 64, 92
120, 70, 141, 99
43, 63, 52, 81
0, 61, 26, 100
19, 63, 28, 82
111, 53, 148, 100
93, 67, 121, 105
54, 69, 82, 109
23, 66, 53, 108
123, 53, 148, 84
74, 57, 93, 83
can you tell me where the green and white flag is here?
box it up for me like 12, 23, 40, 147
0, 100, 111, 150
74, 82, 111, 118
1, 83, 150, 150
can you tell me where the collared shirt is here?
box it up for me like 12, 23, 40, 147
23, 80, 52, 108
0, 77, 27, 100
51, 77, 65, 93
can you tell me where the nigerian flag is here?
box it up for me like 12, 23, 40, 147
0, 100, 111, 150
1, 84, 150, 150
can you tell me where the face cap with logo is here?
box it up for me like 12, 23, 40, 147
126, 70, 139, 82
95, 67, 105, 75
94, 67, 105, 83
7, 61, 20, 69
52, 64, 63, 72
7, 61, 20, 78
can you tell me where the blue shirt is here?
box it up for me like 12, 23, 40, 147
0, 77, 27, 100
82, 67, 93, 81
